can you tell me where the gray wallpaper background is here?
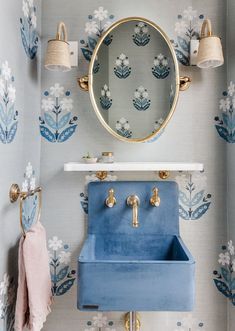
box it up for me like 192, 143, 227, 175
1, 0, 234, 331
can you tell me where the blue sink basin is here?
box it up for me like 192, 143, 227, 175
78, 181, 195, 311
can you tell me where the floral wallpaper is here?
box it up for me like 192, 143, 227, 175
174, 314, 204, 331
171, 6, 204, 66
215, 81, 235, 143
133, 86, 151, 111
100, 84, 112, 110
176, 172, 212, 220
152, 54, 170, 79
84, 313, 116, 331
20, 0, 39, 59
0, 274, 16, 331
132, 21, 150, 46
48, 236, 76, 296
39, 83, 78, 143
0, 61, 18, 144
213, 240, 235, 305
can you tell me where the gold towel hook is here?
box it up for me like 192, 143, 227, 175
9, 184, 42, 237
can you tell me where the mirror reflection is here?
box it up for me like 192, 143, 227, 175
90, 18, 178, 142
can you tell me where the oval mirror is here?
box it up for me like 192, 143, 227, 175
89, 17, 180, 143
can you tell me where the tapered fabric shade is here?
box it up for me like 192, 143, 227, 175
197, 19, 224, 69
45, 22, 71, 72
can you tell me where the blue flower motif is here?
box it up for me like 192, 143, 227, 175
114, 53, 131, 79
133, 86, 150, 111
100, 84, 112, 110
132, 22, 150, 46
176, 173, 211, 220
39, 83, 78, 143
80, 192, 88, 214
152, 54, 170, 79
0, 61, 18, 144
171, 6, 204, 66
215, 82, 235, 143
213, 240, 235, 306
20, 0, 39, 59
116, 117, 132, 138
80, 7, 115, 71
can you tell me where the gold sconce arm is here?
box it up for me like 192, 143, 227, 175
78, 75, 89, 91
150, 187, 160, 207
105, 188, 116, 208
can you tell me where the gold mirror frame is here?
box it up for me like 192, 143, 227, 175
89, 17, 180, 143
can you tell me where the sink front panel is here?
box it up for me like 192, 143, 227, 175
78, 258, 195, 311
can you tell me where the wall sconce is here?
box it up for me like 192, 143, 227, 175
45, 22, 71, 72
197, 19, 224, 69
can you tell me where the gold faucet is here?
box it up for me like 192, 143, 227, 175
150, 187, 160, 207
105, 188, 116, 208
127, 195, 140, 228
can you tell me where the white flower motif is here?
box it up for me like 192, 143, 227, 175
48, 236, 63, 251
138, 22, 145, 28
119, 53, 126, 60
22, 179, 29, 192
0, 79, 4, 97
175, 20, 187, 34
116, 122, 122, 130
22, 0, 29, 18
41, 98, 54, 112
31, 12, 37, 29
154, 118, 164, 130
103, 84, 108, 91
30, 176, 36, 190
228, 81, 235, 96
1, 61, 12, 81
142, 91, 148, 98
106, 91, 111, 97
61, 98, 73, 111
154, 59, 160, 66
158, 53, 164, 60
59, 251, 71, 264
134, 91, 140, 98
94, 7, 108, 21
25, 162, 33, 178
101, 90, 105, 96
85, 21, 98, 35
115, 59, 121, 66
134, 26, 141, 33
183, 6, 197, 21
0, 274, 9, 295
175, 173, 190, 187
232, 96, 235, 109
8, 84, 16, 103
228, 240, 235, 255
138, 86, 145, 93
162, 59, 168, 66
218, 252, 230, 266
119, 117, 126, 125
123, 59, 129, 66
93, 313, 107, 327
124, 122, 130, 130
50, 83, 64, 98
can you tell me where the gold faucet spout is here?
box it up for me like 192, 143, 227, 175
150, 187, 160, 207
127, 195, 140, 228
105, 188, 116, 208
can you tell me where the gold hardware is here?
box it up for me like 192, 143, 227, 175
105, 188, 116, 208
158, 170, 170, 179
180, 76, 191, 91
78, 75, 89, 91
88, 17, 180, 143
9, 184, 42, 237
96, 171, 108, 181
127, 195, 140, 228
124, 312, 141, 331
150, 187, 160, 207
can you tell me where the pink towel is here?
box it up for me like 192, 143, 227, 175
15, 221, 52, 331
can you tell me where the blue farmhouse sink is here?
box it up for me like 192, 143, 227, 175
78, 181, 195, 311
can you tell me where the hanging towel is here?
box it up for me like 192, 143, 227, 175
15, 221, 52, 331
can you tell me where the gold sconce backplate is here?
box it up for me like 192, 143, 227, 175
124, 312, 141, 331
78, 75, 89, 91
158, 171, 170, 179
180, 76, 191, 91
9, 184, 21, 203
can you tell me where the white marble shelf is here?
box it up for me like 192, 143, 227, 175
64, 162, 204, 172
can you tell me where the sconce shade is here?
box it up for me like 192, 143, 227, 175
197, 19, 224, 69
45, 22, 71, 72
